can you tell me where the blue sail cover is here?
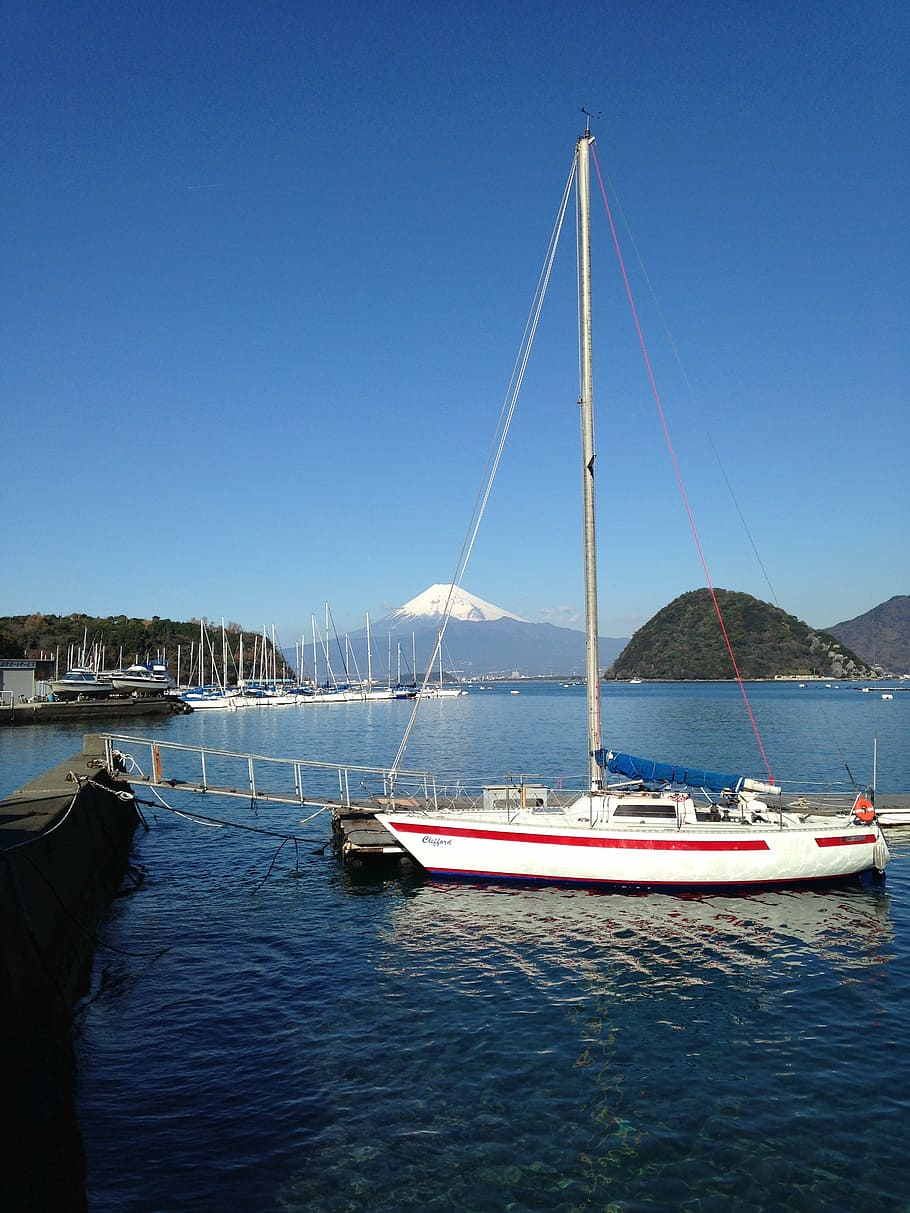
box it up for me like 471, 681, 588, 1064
596, 749, 745, 795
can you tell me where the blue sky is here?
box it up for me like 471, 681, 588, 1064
3, 1, 906, 648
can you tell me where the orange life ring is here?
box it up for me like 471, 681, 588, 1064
852, 795, 875, 824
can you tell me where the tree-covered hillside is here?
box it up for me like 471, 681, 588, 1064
0, 613, 292, 682
607, 589, 876, 681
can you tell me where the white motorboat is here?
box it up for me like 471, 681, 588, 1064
108, 664, 174, 695
49, 668, 114, 700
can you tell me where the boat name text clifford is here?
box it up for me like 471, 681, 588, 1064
423, 835, 452, 847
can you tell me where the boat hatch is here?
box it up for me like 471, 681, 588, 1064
611, 802, 678, 820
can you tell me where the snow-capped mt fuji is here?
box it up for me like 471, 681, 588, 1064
388, 584, 528, 625
361, 584, 627, 677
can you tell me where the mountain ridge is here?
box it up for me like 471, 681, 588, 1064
825, 595, 910, 674
3, 586, 906, 680
351, 585, 625, 677
387, 584, 529, 625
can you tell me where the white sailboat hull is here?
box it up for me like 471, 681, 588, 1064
375, 809, 888, 890
180, 690, 244, 710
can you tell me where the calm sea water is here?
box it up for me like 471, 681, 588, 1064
3, 682, 909, 1211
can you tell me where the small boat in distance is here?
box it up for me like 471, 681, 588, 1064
180, 686, 243, 710
375, 124, 890, 891
49, 668, 114, 700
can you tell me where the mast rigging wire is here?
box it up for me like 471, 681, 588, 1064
389, 153, 578, 783
590, 143, 774, 785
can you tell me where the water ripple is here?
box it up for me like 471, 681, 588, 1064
44, 692, 910, 1211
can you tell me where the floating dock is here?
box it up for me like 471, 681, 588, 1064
332, 806, 412, 870
0, 695, 190, 726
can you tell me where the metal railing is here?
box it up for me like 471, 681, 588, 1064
100, 733, 443, 809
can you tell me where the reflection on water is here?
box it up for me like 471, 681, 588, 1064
334, 880, 900, 1213
7, 687, 905, 1213
187, 871, 904, 1213
74, 817, 910, 1213
385, 881, 895, 988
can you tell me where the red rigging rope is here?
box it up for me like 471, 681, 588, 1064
590, 143, 775, 786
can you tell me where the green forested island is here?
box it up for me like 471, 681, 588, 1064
0, 613, 292, 681
606, 589, 877, 681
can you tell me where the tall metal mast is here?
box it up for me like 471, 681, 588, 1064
577, 126, 603, 791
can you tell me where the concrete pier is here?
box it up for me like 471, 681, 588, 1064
0, 694, 189, 726
1, 734, 141, 1211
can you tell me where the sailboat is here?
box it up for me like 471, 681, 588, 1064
375, 126, 890, 891
418, 645, 467, 699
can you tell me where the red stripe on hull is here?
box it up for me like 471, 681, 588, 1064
815, 833, 876, 848
388, 820, 770, 852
